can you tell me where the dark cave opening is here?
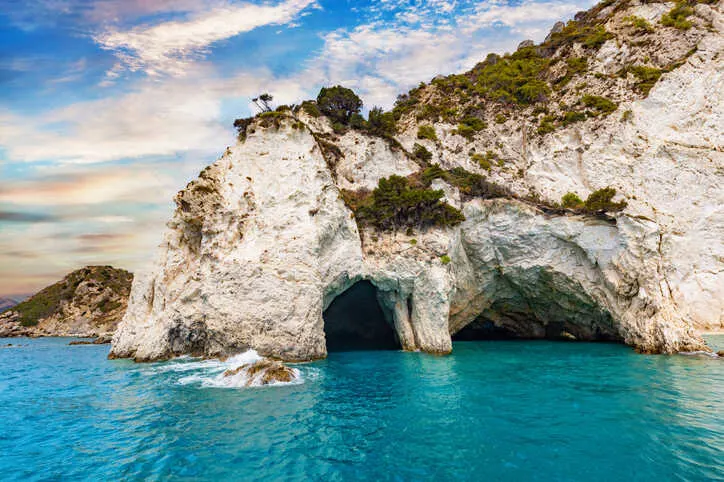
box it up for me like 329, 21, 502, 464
452, 314, 622, 343
452, 318, 522, 341
323, 281, 400, 352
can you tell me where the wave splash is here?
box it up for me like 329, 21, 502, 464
141, 350, 303, 389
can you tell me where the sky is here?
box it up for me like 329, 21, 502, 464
0, 0, 596, 297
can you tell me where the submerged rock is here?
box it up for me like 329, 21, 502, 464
223, 359, 297, 386
93, 334, 113, 345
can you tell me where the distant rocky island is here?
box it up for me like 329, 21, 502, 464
0, 266, 133, 338
0, 296, 26, 313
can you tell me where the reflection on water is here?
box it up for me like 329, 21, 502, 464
0, 336, 722, 481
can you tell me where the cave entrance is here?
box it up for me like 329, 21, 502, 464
453, 318, 522, 341
323, 281, 400, 352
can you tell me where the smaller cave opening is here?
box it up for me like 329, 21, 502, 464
452, 313, 622, 343
323, 281, 400, 352
453, 319, 522, 341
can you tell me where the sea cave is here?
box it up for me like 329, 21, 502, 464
323, 281, 401, 351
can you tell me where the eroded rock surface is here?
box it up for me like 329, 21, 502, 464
111, 0, 721, 361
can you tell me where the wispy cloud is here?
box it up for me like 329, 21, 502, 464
0, 211, 56, 223
95, 0, 318, 77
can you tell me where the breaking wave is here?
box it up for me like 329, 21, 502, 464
140, 350, 304, 389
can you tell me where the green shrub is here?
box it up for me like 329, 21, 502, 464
421, 164, 447, 185
567, 57, 588, 74
621, 110, 633, 122
233, 117, 254, 141
467, 46, 551, 106
422, 165, 510, 200
256, 111, 288, 128
584, 187, 627, 212
417, 125, 438, 141
582, 25, 613, 48
494, 113, 508, 124
580, 95, 618, 114
623, 65, 663, 95
538, 115, 556, 135
414, 104, 443, 122
455, 116, 487, 140
392, 89, 423, 120
624, 15, 654, 33
349, 113, 367, 129
317, 86, 363, 124
471, 151, 500, 171
300, 100, 321, 117
353, 175, 465, 230
558, 57, 588, 86
440, 255, 452, 265
366, 107, 396, 136
562, 188, 627, 213
516, 79, 550, 104
561, 111, 587, 126
413, 143, 433, 164
461, 116, 487, 131
661, 1, 694, 30
471, 153, 491, 171
410, 239, 418, 246
561, 192, 584, 209
545, 22, 613, 50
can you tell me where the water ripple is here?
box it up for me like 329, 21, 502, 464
0, 337, 722, 481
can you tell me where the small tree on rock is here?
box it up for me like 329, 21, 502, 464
317, 86, 363, 124
252, 93, 274, 113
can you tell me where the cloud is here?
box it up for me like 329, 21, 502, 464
0, 159, 207, 297
1, 75, 235, 164
95, 0, 318, 77
0, 162, 185, 206
0, 0, 223, 30
0, 63, 315, 165
0, 211, 55, 223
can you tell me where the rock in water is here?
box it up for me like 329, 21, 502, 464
93, 334, 113, 345
111, 0, 722, 362
223, 359, 297, 386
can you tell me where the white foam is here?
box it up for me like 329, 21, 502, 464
155, 350, 303, 389
199, 366, 303, 389
679, 350, 720, 359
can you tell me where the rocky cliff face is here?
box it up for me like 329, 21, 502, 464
0, 266, 133, 338
111, 0, 722, 362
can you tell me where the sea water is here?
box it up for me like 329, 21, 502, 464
0, 337, 722, 481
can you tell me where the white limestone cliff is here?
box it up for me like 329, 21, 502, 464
111, 0, 722, 361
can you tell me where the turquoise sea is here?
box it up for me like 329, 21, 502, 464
1, 337, 722, 481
